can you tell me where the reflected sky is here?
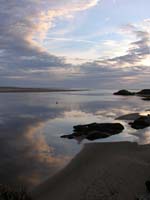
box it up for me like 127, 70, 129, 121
0, 90, 149, 188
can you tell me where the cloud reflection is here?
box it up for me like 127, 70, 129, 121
0, 98, 70, 188
18, 122, 70, 187
134, 128, 150, 145
0, 119, 70, 188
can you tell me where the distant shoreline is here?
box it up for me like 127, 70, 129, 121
0, 87, 87, 93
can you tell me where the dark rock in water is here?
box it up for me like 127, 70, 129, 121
142, 97, 150, 101
116, 113, 141, 121
129, 115, 150, 129
137, 89, 150, 96
114, 90, 135, 96
145, 181, 150, 193
61, 134, 74, 139
61, 123, 124, 141
114, 89, 150, 98
86, 130, 110, 141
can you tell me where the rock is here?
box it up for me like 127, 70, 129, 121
136, 181, 150, 200
61, 134, 74, 139
145, 181, 150, 193
61, 123, 124, 141
142, 97, 150, 101
113, 90, 135, 96
116, 113, 141, 121
113, 89, 150, 98
86, 130, 110, 141
129, 115, 150, 129
137, 89, 150, 96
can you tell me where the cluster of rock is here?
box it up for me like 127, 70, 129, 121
129, 115, 150, 129
114, 89, 136, 96
116, 113, 150, 130
61, 123, 124, 140
137, 89, 150, 96
61, 89, 150, 141
114, 89, 150, 100
61, 113, 150, 141
142, 97, 150, 101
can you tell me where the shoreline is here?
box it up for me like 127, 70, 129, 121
0, 88, 87, 93
31, 141, 150, 200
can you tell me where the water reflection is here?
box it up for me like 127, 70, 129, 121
0, 116, 70, 188
134, 127, 150, 144
0, 90, 149, 188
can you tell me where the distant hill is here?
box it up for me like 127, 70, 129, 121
0, 87, 84, 93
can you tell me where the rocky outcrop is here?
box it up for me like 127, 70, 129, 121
129, 115, 150, 129
114, 89, 150, 97
61, 123, 124, 141
113, 90, 135, 96
116, 112, 150, 130
142, 97, 150, 101
115, 113, 141, 121
145, 180, 150, 192
137, 89, 150, 96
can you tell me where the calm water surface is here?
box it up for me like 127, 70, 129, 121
0, 89, 149, 188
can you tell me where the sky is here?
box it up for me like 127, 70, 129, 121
0, 0, 150, 89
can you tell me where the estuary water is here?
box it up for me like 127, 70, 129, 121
0, 89, 149, 188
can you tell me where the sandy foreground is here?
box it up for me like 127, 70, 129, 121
31, 142, 150, 200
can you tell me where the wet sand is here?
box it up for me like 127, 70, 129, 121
31, 142, 150, 200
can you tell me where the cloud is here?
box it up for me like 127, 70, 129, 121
106, 24, 150, 67
0, 0, 149, 88
71, 22, 150, 88
0, 0, 100, 79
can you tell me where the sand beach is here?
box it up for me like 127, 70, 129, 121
31, 142, 150, 200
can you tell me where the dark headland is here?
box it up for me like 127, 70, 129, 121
114, 89, 150, 97
0, 87, 86, 93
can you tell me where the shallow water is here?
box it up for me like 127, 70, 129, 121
0, 89, 149, 188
